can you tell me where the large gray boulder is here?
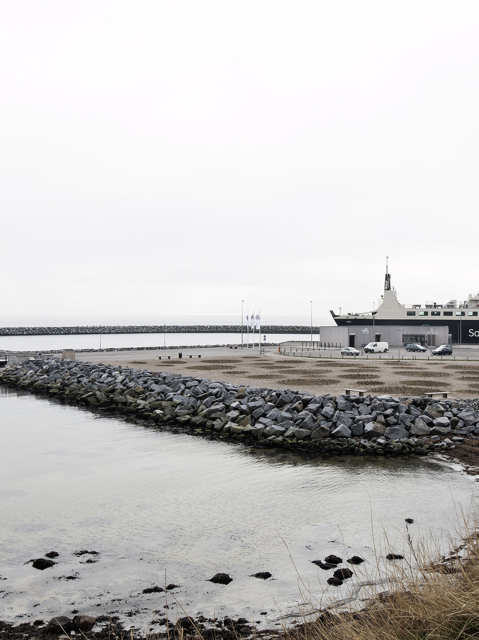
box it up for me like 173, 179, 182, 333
424, 404, 444, 420
331, 424, 352, 438
364, 422, 386, 439
294, 428, 312, 440
321, 404, 335, 420
311, 424, 330, 439
410, 419, 431, 436
384, 426, 408, 440
351, 422, 364, 437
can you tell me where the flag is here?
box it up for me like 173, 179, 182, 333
255, 313, 260, 331
250, 311, 255, 329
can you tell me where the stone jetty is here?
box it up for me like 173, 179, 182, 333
0, 324, 318, 337
1, 357, 479, 456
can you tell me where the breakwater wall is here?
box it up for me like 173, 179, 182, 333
1, 358, 478, 457
0, 325, 319, 337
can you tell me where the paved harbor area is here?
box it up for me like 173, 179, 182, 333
75, 344, 479, 399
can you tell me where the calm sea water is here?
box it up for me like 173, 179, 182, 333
0, 388, 476, 630
0, 314, 333, 352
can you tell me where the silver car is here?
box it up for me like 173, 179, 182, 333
341, 347, 360, 356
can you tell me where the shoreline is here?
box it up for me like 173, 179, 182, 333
2, 356, 479, 637
2, 356, 476, 458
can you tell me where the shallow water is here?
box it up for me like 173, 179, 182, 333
0, 332, 312, 352
0, 388, 476, 630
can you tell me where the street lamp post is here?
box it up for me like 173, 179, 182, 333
310, 301, 313, 348
241, 300, 245, 349
398, 328, 403, 359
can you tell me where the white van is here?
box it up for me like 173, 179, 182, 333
364, 341, 389, 353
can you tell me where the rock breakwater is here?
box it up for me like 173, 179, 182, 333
0, 324, 317, 337
1, 358, 479, 457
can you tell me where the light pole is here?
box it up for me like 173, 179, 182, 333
361, 328, 369, 353
397, 328, 403, 359
310, 301, 313, 348
241, 300, 245, 349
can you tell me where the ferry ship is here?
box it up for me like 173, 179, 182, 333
330, 264, 479, 344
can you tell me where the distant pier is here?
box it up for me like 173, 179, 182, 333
0, 324, 319, 337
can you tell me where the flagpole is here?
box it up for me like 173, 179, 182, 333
246, 310, 249, 349
259, 310, 261, 352
252, 309, 255, 349
241, 300, 244, 350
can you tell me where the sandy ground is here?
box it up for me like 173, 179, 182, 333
77, 347, 479, 399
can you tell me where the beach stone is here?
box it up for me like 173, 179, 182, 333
327, 576, 343, 586
347, 556, 364, 565
209, 573, 233, 585
32, 558, 56, 570
47, 617, 72, 634
333, 568, 353, 580
251, 572, 272, 580
73, 616, 96, 632
324, 555, 342, 565
386, 553, 404, 560
142, 586, 164, 594
312, 560, 336, 570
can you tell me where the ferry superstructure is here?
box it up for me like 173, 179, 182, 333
330, 266, 479, 344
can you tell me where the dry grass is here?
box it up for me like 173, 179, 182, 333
368, 385, 438, 395
197, 359, 242, 364
245, 374, 284, 380
286, 522, 479, 640
341, 367, 380, 372
394, 371, 449, 378
314, 362, 351, 368
396, 379, 451, 387
185, 364, 239, 371
339, 374, 381, 380
277, 378, 341, 386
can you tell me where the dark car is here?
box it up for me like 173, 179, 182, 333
405, 343, 427, 352
432, 345, 453, 356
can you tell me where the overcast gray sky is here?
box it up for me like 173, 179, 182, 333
2, 1, 479, 321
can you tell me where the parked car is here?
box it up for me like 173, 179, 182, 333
364, 342, 389, 353
432, 345, 453, 356
341, 347, 360, 356
405, 343, 427, 352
